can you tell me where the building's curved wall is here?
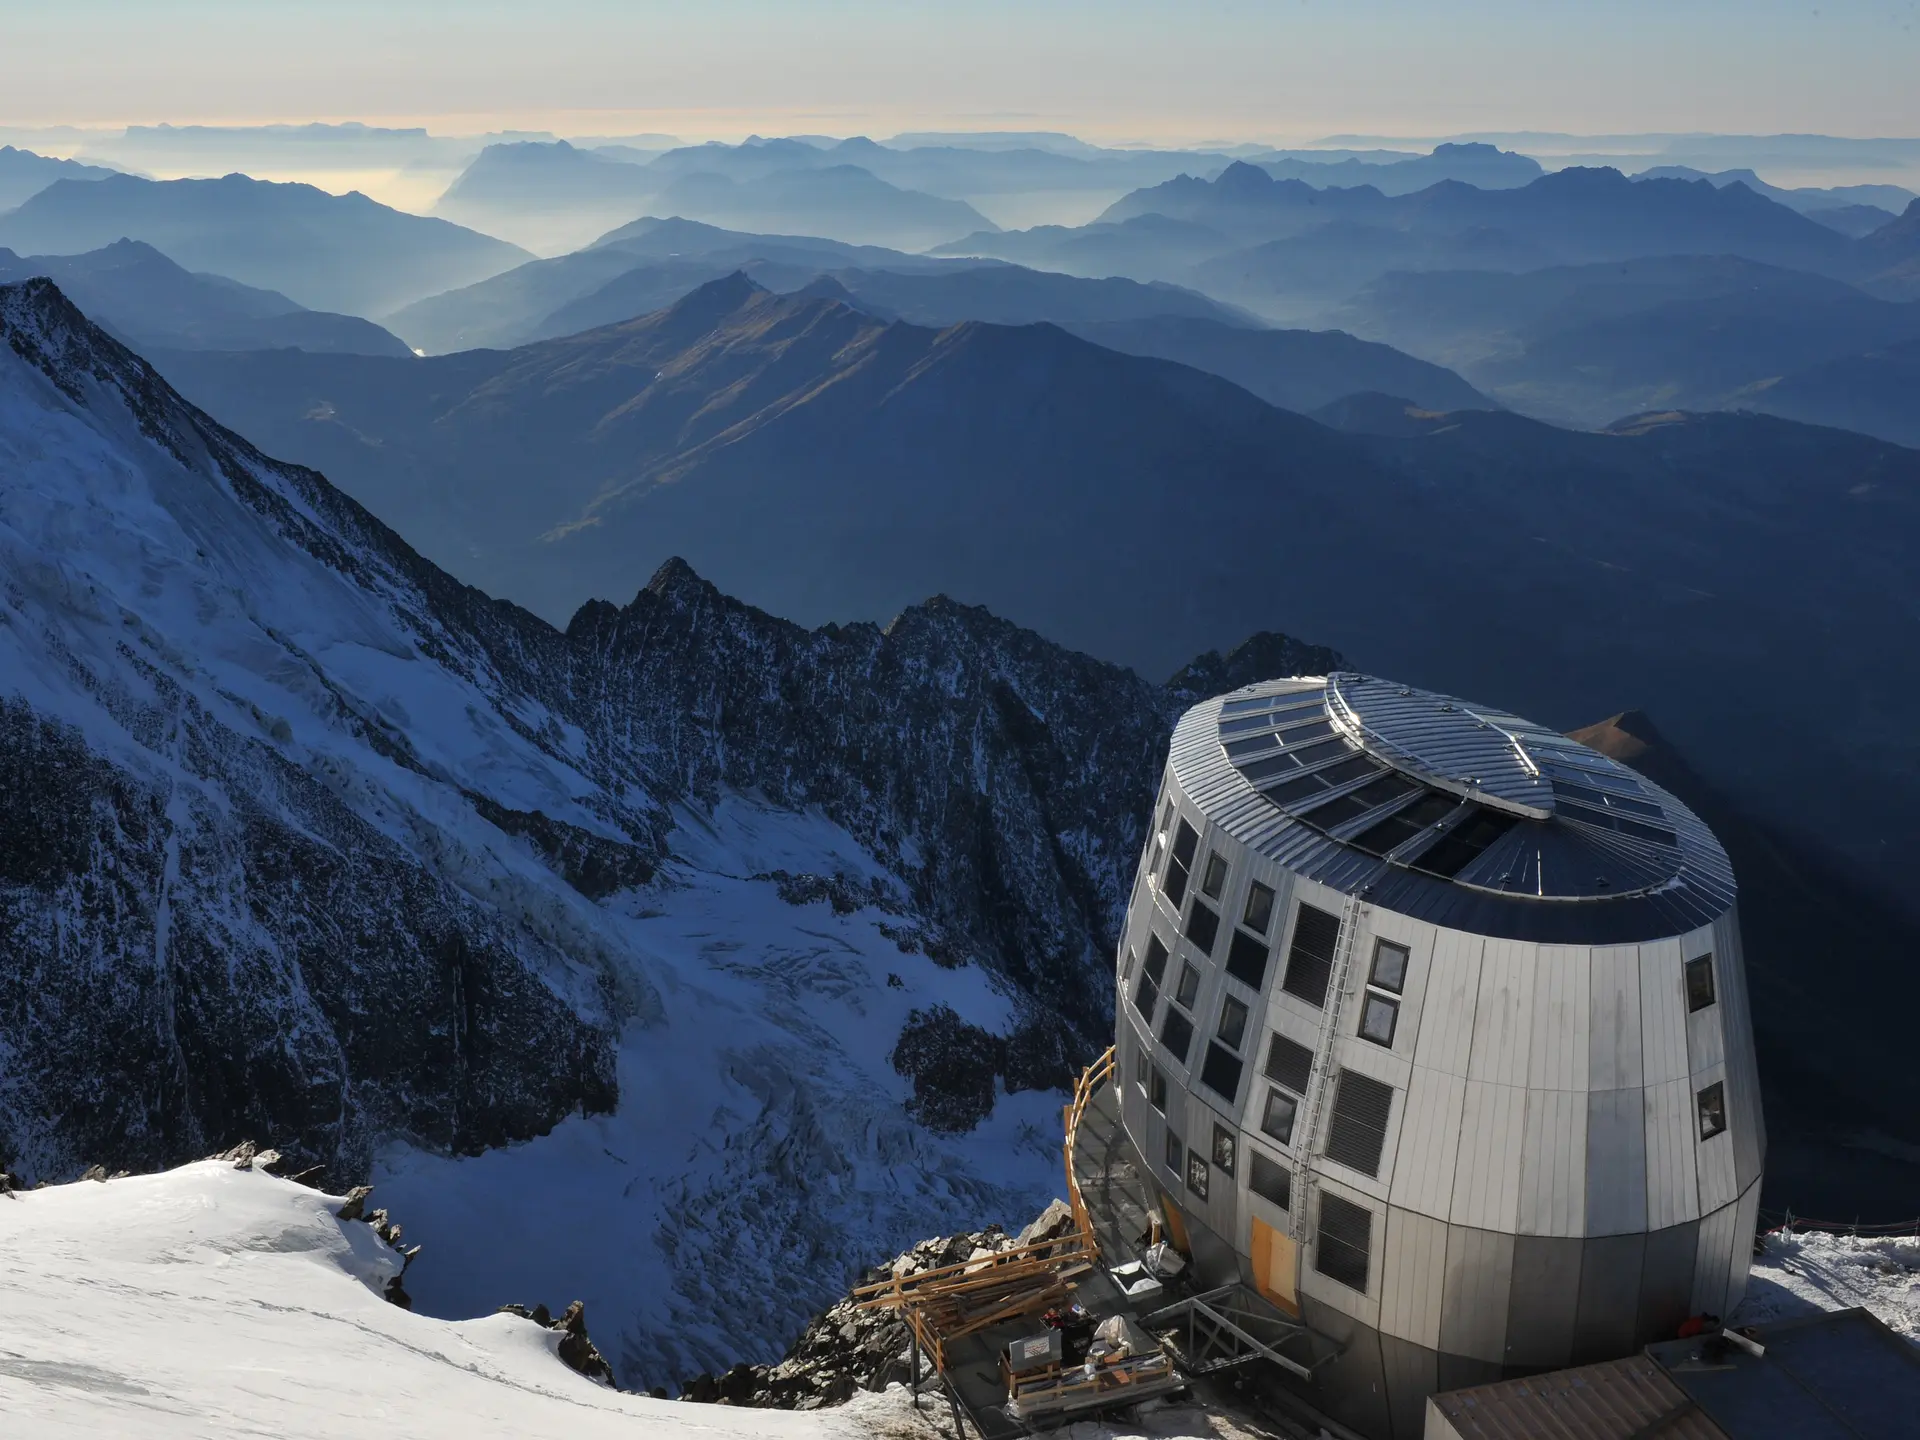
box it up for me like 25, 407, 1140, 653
1115, 756, 1765, 1440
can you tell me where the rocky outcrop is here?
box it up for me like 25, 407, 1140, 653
499, 1301, 619, 1388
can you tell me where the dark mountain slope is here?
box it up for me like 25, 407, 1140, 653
0, 173, 530, 317
1745, 336, 1920, 449
0, 145, 120, 211
0, 240, 412, 356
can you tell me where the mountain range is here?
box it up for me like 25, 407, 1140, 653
0, 239, 412, 356
0, 144, 120, 211
1255, 142, 1543, 194
0, 172, 530, 317
145, 275, 1920, 898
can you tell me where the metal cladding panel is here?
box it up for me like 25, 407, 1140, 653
1725, 1178, 1763, 1314
1643, 1077, 1703, 1231
1683, 934, 1727, 1076
1437, 1223, 1517, 1365
1636, 1220, 1700, 1347
1585, 1088, 1650, 1236
1638, 938, 1691, 1087
1517, 1086, 1588, 1236
1505, 1233, 1583, 1369
1712, 912, 1767, 1191
1587, 945, 1645, 1093
1297, 1299, 1395, 1440
1466, 939, 1536, 1087
1690, 1195, 1739, 1318
1572, 1231, 1647, 1364
1377, 1331, 1439, 1440
1378, 1204, 1450, 1349
1387, 1066, 1466, 1221
1527, 946, 1592, 1092
1450, 1080, 1526, 1233
1694, 1062, 1739, 1214
1411, 928, 1485, 1078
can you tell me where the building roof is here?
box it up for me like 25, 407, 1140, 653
1173, 673, 1737, 943
1427, 1354, 1728, 1440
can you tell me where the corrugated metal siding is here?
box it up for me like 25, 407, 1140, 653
1451, 1079, 1527, 1232
1638, 937, 1691, 1087
1517, 1086, 1587, 1236
1644, 1076, 1703, 1231
1527, 945, 1592, 1091
1467, 939, 1536, 1087
1414, 929, 1486, 1077
1389, 1066, 1467, 1221
1585, 1088, 1650, 1236
1426, 1354, 1729, 1440
1379, 1204, 1451, 1349
1438, 1224, 1517, 1364
1588, 945, 1645, 1092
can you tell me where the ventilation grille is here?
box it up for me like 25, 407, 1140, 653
1324, 1069, 1394, 1177
1315, 1192, 1372, 1292
1281, 903, 1341, 1007
1264, 1034, 1315, 1095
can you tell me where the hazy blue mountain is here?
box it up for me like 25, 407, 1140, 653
433, 140, 659, 251
1633, 164, 1915, 219
0, 173, 529, 317
0, 239, 411, 356
1336, 255, 1920, 429
0, 145, 120, 211
1746, 337, 1920, 449
642, 166, 996, 252
931, 213, 1239, 280
148, 276, 1920, 894
1255, 142, 1542, 194
1856, 198, 1920, 298
1805, 203, 1905, 238
1061, 316, 1492, 414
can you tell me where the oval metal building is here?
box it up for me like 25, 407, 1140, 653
1115, 672, 1764, 1438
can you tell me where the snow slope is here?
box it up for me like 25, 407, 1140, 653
1736, 1229, 1920, 1341
0, 1160, 912, 1437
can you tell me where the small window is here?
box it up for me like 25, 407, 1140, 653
1171, 819, 1199, 868
1260, 1088, 1298, 1146
1281, 903, 1341, 1008
1369, 939, 1409, 994
1200, 852, 1229, 900
1217, 997, 1250, 1051
1249, 1150, 1291, 1210
1212, 1123, 1237, 1177
1264, 1033, 1315, 1094
1697, 1081, 1727, 1141
1165, 1128, 1184, 1175
1225, 931, 1270, 991
1131, 971, 1159, 1022
1149, 1066, 1168, 1114
1174, 961, 1201, 1010
1163, 845, 1191, 908
1199, 1043, 1243, 1102
1315, 1193, 1372, 1293
1242, 881, 1275, 935
1133, 1041, 1149, 1090
1142, 935, 1170, 985
1686, 954, 1716, 1012
1160, 1007, 1195, 1064
1120, 948, 1135, 983
1358, 993, 1399, 1047
1186, 1149, 1210, 1199
1183, 900, 1221, 956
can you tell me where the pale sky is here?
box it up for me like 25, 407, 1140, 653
3, 0, 1917, 144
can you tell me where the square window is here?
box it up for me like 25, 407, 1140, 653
1175, 961, 1202, 1010
1200, 852, 1229, 900
1160, 1007, 1195, 1065
1131, 972, 1159, 1023
1149, 1066, 1168, 1113
1697, 1081, 1727, 1141
1165, 1128, 1183, 1175
1369, 939, 1410, 994
1225, 930, 1270, 991
1217, 996, 1250, 1050
1133, 1041, 1149, 1089
1186, 1150, 1210, 1199
1260, 1088, 1298, 1146
1249, 1150, 1291, 1210
1358, 993, 1399, 1047
1142, 935, 1170, 986
1183, 900, 1221, 956
1242, 882, 1275, 935
1212, 1123, 1237, 1176
1686, 954, 1716, 1012
1199, 1042, 1243, 1102
1171, 819, 1199, 868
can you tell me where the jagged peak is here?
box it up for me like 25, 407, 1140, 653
1566, 709, 1666, 762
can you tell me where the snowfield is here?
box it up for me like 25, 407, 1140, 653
1735, 1227, 1920, 1341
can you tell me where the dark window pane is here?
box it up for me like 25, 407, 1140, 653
1160, 1008, 1195, 1065
1225, 733, 1282, 757
1175, 961, 1202, 1009
1370, 940, 1409, 994
1262, 771, 1328, 805
1414, 808, 1518, 879
1165, 1129, 1183, 1174
1358, 994, 1399, 1047
1149, 1066, 1167, 1113
1133, 1041, 1149, 1089
1226, 930, 1270, 991
1201, 852, 1229, 899
1212, 1123, 1237, 1176
1163, 855, 1190, 908
1698, 1082, 1727, 1141
1242, 882, 1275, 935
1326, 1070, 1395, 1177
1131, 973, 1158, 1023
1221, 713, 1280, 736
1282, 903, 1342, 1008
1249, 1151, 1291, 1210
1172, 819, 1199, 868
1260, 1088, 1298, 1145
1686, 954, 1716, 1013
1350, 791, 1460, 856
1275, 717, 1334, 743
1285, 736, 1347, 767
1143, 934, 1170, 985
1312, 754, 1381, 789
1186, 1150, 1210, 1199
1200, 1043, 1244, 1103
1238, 753, 1299, 782
1264, 1034, 1315, 1094
1184, 901, 1221, 956
1315, 1193, 1372, 1292
1217, 997, 1250, 1050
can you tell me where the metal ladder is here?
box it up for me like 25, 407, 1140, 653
1287, 889, 1368, 1245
